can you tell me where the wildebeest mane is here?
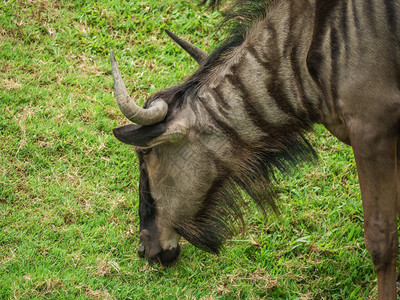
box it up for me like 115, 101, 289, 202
175, 134, 316, 254
200, 0, 276, 51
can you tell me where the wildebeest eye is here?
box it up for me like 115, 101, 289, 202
141, 148, 152, 155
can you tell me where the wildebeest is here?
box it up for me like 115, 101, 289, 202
110, 0, 400, 298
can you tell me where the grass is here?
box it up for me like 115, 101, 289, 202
0, 0, 381, 299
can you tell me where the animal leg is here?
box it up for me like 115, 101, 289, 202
348, 121, 398, 300
397, 137, 400, 288
397, 137, 400, 219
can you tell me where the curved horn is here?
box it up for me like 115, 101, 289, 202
110, 51, 168, 125
165, 29, 208, 65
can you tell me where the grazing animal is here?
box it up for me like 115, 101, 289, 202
110, 0, 400, 298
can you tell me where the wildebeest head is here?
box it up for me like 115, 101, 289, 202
111, 31, 314, 266
110, 36, 233, 266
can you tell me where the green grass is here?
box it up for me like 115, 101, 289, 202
0, 0, 380, 299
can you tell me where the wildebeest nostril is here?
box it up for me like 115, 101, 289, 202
138, 243, 145, 258
139, 229, 163, 260
139, 229, 151, 241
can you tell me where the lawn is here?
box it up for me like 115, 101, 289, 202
0, 0, 378, 299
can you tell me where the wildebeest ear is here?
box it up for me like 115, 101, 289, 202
113, 123, 167, 147
113, 121, 188, 147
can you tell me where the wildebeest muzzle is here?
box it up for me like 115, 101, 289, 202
138, 229, 180, 266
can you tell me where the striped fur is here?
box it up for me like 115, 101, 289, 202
116, 0, 400, 275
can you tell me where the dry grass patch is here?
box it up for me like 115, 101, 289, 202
1, 78, 22, 90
